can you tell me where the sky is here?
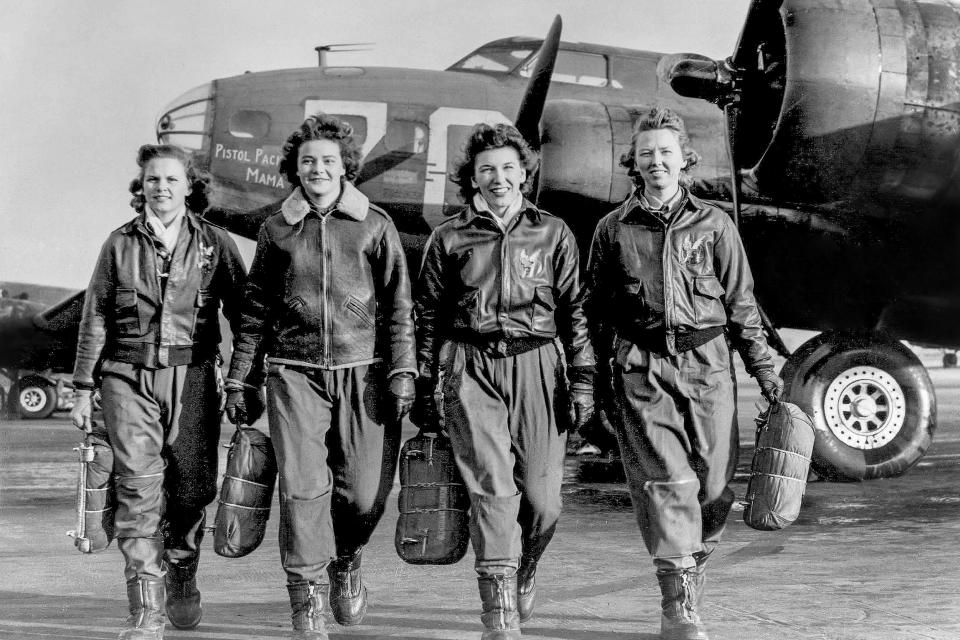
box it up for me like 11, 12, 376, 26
0, 0, 750, 289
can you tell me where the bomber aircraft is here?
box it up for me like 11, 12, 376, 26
3, 0, 957, 484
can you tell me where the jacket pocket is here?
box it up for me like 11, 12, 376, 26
530, 285, 556, 333
344, 295, 375, 329
455, 289, 480, 331
114, 288, 140, 336
692, 276, 725, 325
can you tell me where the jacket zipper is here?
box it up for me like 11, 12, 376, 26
320, 215, 330, 367
499, 224, 509, 335
660, 214, 675, 351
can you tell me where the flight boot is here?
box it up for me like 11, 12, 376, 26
690, 550, 712, 607
478, 573, 521, 639
656, 570, 708, 640
118, 577, 166, 640
287, 580, 329, 640
516, 555, 538, 623
327, 547, 367, 625
165, 555, 202, 629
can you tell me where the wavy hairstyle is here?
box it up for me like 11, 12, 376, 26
279, 113, 362, 188
619, 106, 701, 188
451, 123, 540, 202
128, 144, 212, 213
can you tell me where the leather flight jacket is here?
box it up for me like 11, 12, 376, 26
73, 210, 248, 389
585, 189, 774, 376
416, 199, 595, 376
228, 183, 417, 384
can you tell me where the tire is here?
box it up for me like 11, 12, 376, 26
780, 330, 935, 481
18, 381, 57, 419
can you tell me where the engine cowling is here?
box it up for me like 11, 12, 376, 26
670, 0, 960, 206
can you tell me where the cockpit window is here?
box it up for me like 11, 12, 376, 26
385, 120, 427, 154
229, 110, 271, 139
156, 82, 213, 149
520, 50, 611, 88
448, 47, 536, 74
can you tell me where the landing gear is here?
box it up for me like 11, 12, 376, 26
17, 379, 58, 419
780, 330, 935, 481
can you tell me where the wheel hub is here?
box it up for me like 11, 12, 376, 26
20, 387, 46, 410
823, 366, 905, 450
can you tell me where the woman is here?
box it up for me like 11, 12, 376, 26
71, 144, 250, 639
584, 106, 782, 640
414, 122, 595, 639
224, 113, 417, 639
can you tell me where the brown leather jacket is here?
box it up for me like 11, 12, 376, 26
415, 199, 594, 376
73, 210, 247, 388
585, 190, 774, 376
227, 183, 417, 384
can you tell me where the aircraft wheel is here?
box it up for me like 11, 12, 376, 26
780, 330, 935, 481
18, 380, 57, 419
944, 352, 957, 368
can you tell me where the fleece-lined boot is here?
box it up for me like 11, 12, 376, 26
656, 570, 708, 640
165, 555, 201, 629
327, 547, 367, 625
287, 581, 329, 640
117, 577, 165, 640
478, 573, 521, 639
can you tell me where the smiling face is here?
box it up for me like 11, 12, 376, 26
471, 146, 527, 215
142, 157, 191, 218
633, 128, 684, 200
297, 139, 345, 206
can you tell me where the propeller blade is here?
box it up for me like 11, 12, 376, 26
515, 14, 562, 149
723, 102, 741, 226
731, 0, 782, 70
355, 150, 416, 187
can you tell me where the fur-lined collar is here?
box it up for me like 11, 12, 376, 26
280, 181, 369, 225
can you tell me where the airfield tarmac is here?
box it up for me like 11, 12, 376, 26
0, 364, 958, 640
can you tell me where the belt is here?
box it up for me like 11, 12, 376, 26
107, 341, 215, 368
449, 332, 553, 358
623, 325, 724, 355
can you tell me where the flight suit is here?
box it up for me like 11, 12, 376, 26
74, 210, 247, 581
416, 199, 594, 576
227, 183, 417, 584
585, 189, 775, 572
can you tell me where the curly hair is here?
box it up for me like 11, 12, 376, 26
128, 144, 212, 213
279, 113, 362, 188
451, 123, 540, 202
619, 106, 700, 188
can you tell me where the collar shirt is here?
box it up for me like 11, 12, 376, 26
472, 192, 524, 232
639, 185, 684, 219
145, 204, 186, 253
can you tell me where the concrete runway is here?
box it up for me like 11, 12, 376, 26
1, 367, 958, 640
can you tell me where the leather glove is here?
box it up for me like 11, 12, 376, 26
389, 373, 416, 422
224, 388, 248, 425
756, 369, 784, 404
567, 365, 596, 431
71, 389, 93, 433
410, 375, 440, 433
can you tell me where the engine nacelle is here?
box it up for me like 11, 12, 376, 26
736, 0, 960, 205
